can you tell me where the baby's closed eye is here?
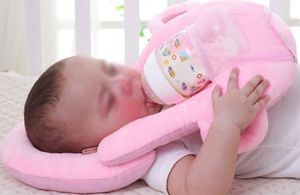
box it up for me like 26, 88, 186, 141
108, 65, 118, 76
107, 93, 115, 111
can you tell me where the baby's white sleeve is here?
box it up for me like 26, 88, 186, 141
142, 141, 194, 195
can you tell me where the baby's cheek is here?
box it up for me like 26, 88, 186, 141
121, 102, 147, 119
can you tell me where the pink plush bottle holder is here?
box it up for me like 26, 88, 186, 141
98, 1, 297, 165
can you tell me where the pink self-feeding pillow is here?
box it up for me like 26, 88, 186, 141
2, 1, 298, 194
2, 123, 155, 193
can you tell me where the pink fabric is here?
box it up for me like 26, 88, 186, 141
2, 123, 155, 193
98, 1, 297, 165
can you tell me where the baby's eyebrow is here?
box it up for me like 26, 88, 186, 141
97, 59, 113, 116
99, 59, 110, 75
99, 83, 114, 117
97, 66, 107, 116
99, 59, 108, 67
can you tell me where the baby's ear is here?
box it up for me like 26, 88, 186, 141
82, 146, 98, 154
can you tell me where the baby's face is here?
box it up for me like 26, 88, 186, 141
55, 56, 162, 149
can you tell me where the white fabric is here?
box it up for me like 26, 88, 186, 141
142, 141, 194, 194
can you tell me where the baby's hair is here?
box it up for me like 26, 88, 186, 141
24, 58, 80, 153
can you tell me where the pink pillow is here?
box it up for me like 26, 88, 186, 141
2, 123, 155, 193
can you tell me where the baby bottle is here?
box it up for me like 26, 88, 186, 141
141, 7, 248, 105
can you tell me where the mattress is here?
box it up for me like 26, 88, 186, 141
1, 71, 300, 195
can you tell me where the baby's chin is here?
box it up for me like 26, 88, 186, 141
145, 101, 163, 115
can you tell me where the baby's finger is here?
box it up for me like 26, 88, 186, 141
212, 85, 222, 101
254, 95, 270, 112
240, 75, 264, 97
248, 80, 269, 104
227, 68, 239, 91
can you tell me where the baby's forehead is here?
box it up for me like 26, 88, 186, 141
65, 56, 106, 66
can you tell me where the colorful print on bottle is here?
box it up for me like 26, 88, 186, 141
154, 28, 210, 97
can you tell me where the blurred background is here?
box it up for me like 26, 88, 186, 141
0, 0, 299, 75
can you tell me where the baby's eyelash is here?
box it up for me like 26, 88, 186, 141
109, 65, 118, 76
106, 93, 115, 112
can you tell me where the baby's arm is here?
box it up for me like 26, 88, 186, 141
167, 68, 270, 195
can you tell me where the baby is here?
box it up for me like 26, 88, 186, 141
24, 55, 270, 194
24, 55, 163, 153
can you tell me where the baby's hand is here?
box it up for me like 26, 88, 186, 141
212, 68, 270, 133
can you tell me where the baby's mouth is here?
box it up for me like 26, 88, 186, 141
141, 86, 160, 109
141, 86, 152, 104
